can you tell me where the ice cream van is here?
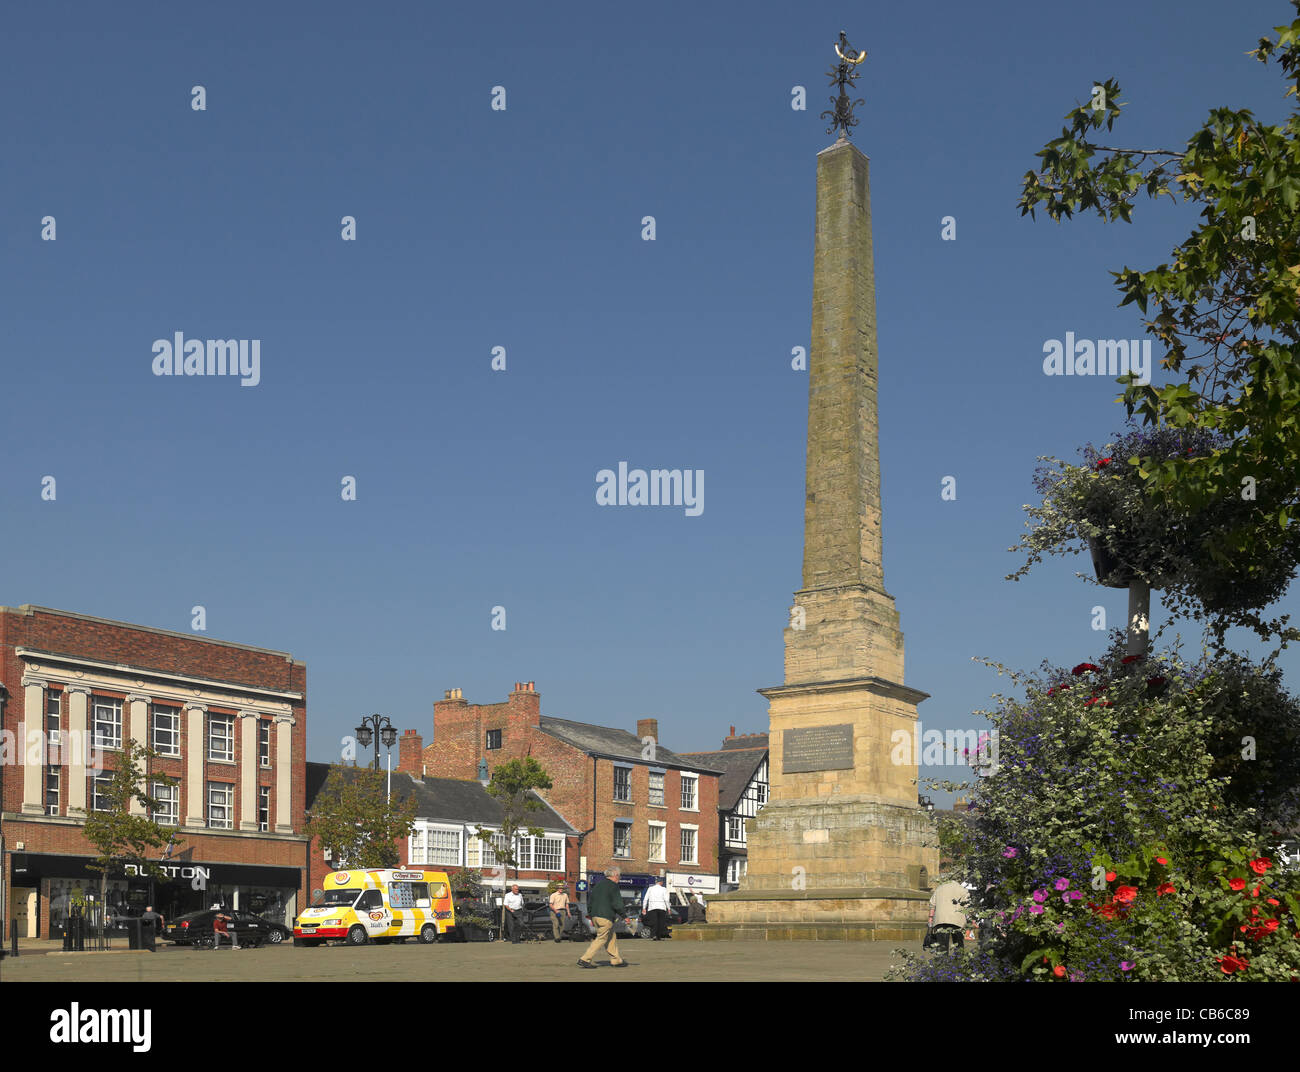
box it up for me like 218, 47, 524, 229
294, 868, 455, 946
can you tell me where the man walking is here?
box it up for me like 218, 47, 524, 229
549, 883, 571, 943
642, 877, 671, 940
503, 884, 525, 944
578, 867, 629, 969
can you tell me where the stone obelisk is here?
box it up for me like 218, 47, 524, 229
707, 36, 937, 939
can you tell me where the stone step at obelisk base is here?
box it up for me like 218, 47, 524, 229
703, 113, 938, 940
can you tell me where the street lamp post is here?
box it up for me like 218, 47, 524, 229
354, 714, 398, 772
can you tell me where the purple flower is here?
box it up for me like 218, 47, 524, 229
1032, 889, 1048, 903
1002, 847, 1018, 859
1029, 905, 1045, 915
1054, 878, 1070, 891
1120, 961, 1134, 972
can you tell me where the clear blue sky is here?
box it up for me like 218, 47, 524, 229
3, 0, 1296, 804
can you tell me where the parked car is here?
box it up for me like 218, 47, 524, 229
165, 908, 289, 948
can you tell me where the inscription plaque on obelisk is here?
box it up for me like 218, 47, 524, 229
706, 32, 938, 939
782, 725, 853, 774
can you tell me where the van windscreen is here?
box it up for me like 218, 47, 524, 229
319, 889, 360, 906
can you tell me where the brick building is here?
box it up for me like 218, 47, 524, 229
303, 761, 576, 905
681, 728, 769, 892
1, 605, 309, 939
398, 682, 722, 904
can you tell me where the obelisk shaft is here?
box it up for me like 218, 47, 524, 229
785, 140, 905, 689
802, 139, 885, 594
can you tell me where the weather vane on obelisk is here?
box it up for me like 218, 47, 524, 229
822, 30, 867, 141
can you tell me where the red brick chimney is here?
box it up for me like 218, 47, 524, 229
509, 680, 541, 728
398, 728, 424, 774
637, 718, 659, 744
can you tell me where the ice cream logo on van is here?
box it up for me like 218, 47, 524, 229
391, 871, 424, 880
332, 873, 351, 884
368, 911, 384, 922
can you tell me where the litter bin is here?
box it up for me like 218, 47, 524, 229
141, 918, 157, 951
125, 917, 142, 950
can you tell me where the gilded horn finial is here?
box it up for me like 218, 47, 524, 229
821, 30, 867, 140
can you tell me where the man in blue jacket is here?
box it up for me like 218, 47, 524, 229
578, 867, 630, 969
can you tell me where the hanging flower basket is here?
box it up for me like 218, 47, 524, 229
1088, 536, 1137, 588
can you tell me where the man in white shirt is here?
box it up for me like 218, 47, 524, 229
503, 885, 525, 944
641, 877, 672, 940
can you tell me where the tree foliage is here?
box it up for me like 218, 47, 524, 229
1018, 4, 1300, 619
82, 738, 181, 910
471, 756, 553, 931
303, 763, 417, 870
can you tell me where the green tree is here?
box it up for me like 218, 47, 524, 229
303, 763, 417, 870
82, 738, 181, 924
1018, 2, 1300, 641
470, 756, 553, 933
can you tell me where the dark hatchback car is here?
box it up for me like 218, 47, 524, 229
165, 909, 291, 948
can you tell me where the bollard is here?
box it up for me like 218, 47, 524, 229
63, 923, 72, 951
9, 921, 17, 957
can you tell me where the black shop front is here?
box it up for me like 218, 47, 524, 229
9, 852, 302, 939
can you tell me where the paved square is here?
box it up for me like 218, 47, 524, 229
0, 938, 919, 982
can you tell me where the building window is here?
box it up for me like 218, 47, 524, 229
613, 765, 632, 803
46, 690, 62, 746
648, 822, 666, 862
648, 770, 664, 807
680, 774, 698, 811
92, 696, 123, 751
727, 815, 745, 845
207, 782, 234, 829
613, 822, 632, 858
532, 835, 563, 872
486, 729, 502, 750
208, 716, 234, 762
45, 769, 60, 816
91, 774, 114, 812
757, 781, 768, 805
680, 826, 698, 865
259, 785, 271, 831
259, 720, 272, 768
423, 828, 461, 867
479, 832, 512, 869
152, 705, 180, 757
727, 857, 748, 885
153, 782, 179, 827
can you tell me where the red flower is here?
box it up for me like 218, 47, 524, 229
1267, 898, 1280, 906
1217, 954, 1249, 974
1155, 857, 1168, 866
1072, 663, 1100, 676
1105, 871, 1117, 882
1097, 457, 1113, 468
1252, 885, 1262, 898
1114, 885, 1139, 905
1053, 964, 1067, 977
1229, 878, 1246, 892
1156, 882, 1175, 897
1249, 857, 1272, 875
1120, 654, 1145, 664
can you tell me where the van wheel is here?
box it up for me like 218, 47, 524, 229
418, 924, 437, 944
347, 925, 368, 946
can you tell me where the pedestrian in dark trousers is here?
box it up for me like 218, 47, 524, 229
578, 867, 629, 969
642, 877, 671, 940
504, 885, 525, 943
139, 905, 164, 951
